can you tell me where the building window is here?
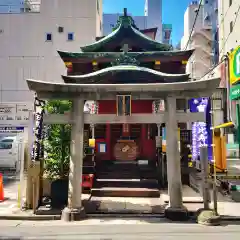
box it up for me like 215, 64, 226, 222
230, 21, 234, 33
97, 0, 100, 14
46, 33, 52, 42
229, 0, 232, 6
67, 33, 74, 41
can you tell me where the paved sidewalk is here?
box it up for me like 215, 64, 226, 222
1, 183, 240, 220
0, 175, 19, 215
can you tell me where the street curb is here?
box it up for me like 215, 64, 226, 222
0, 215, 61, 221
0, 213, 165, 221
220, 215, 240, 221
87, 213, 165, 218
164, 200, 204, 204
1, 213, 240, 222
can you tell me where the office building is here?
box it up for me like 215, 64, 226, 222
103, 0, 162, 42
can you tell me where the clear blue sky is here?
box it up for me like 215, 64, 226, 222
103, 0, 193, 46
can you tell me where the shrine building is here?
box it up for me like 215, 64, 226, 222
26, 9, 220, 221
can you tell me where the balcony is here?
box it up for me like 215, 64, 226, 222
190, 42, 213, 57
191, 29, 212, 42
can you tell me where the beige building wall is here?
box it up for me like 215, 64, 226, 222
218, 0, 240, 58
0, 0, 101, 103
181, 2, 212, 80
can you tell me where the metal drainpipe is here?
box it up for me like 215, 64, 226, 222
224, 54, 231, 123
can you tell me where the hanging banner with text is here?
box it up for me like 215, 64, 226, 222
189, 98, 212, 161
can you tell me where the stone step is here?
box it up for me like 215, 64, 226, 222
96, 164, 139, 171
97, 172, 157, 180
94, 178, 159, 188
95, 160, 156, 170
91, 187, 160, 198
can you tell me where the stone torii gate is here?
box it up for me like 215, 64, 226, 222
26, 78, 220, 220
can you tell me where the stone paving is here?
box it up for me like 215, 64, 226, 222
1, 183, 240, 219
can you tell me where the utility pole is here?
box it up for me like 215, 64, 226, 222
211, 111, 218, 215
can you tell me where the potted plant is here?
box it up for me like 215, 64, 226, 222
44, 100, 72, 208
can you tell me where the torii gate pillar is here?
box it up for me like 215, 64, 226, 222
165, 96, 188, 220
62, 97, 86, 221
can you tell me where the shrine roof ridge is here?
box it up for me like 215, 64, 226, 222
95, 27, 158, 42
79, 9, 172, 52
60, 65, 190, 84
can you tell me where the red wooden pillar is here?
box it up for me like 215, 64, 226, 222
141, 124, 146, 157
106, 123, 111, 160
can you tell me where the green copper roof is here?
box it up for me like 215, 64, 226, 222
80, 9, 172, 52
61, 65, 190, 84
57, 49, 194, 61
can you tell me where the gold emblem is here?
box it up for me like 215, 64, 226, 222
121, 144, 130, 152
114, 141, 139, 161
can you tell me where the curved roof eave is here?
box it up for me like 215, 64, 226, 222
61, 65, 190, 82
57, 49, 195, 61
80, 24, 122, 52
26, 77, 220, 95
130, 25, 171, 50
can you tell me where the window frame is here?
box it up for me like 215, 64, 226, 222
97, 0, 100, 14
67, 32, 74, 41
45, 33, 52, 42
230, 21, 233, 33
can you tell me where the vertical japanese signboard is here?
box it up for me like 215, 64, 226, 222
229, 45, 240, 85
189, 98, 212, 161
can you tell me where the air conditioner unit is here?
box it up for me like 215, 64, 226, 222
58, 26, 64, 33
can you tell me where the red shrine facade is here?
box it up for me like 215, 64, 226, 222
95, 100, 156, 162
58, 11, 192, 165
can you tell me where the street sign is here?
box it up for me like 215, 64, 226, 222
0, 126, 24, 133
230, 84, 240, 100
229, 45, 240, 85
0, 103, 32, 123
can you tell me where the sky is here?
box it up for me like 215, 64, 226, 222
103, 0, 193, 46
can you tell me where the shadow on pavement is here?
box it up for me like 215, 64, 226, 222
36, 197, 198, 224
